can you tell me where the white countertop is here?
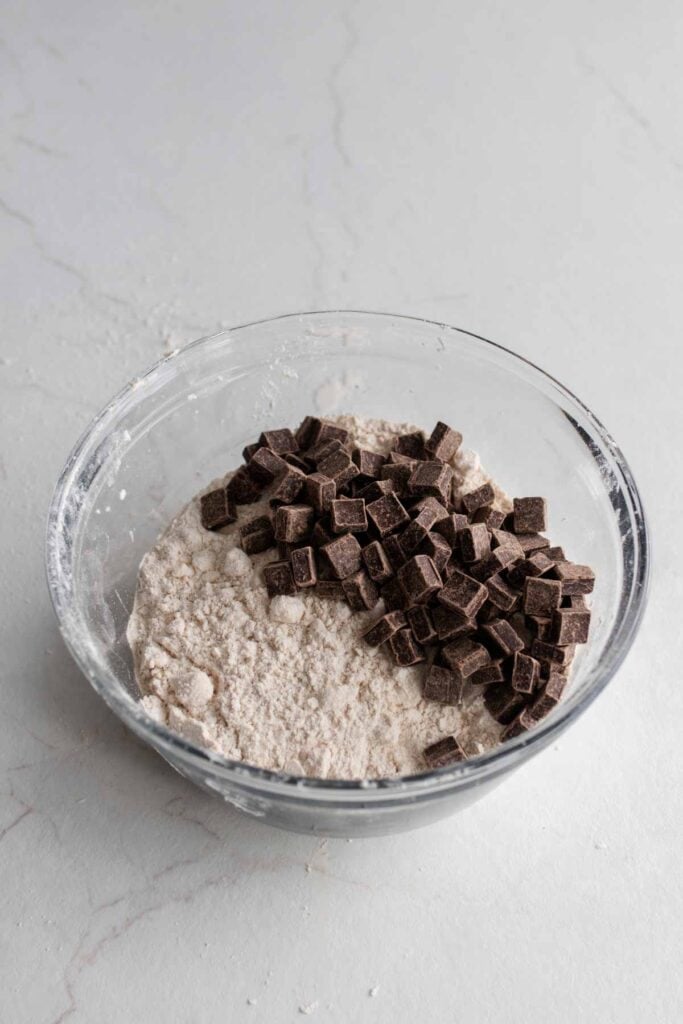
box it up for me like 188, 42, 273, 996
2, 2, 681, 1022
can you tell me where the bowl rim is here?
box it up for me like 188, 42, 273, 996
45, 309, 650, 798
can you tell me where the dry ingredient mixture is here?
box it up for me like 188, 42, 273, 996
127, 415, 594, 779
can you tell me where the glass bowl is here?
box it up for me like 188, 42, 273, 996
45, 311, 649, 837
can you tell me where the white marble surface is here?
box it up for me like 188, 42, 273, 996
1, 2, 681, 1021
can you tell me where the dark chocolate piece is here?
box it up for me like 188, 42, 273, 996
381, 576, 406, 611
397, 555, 442, 605
486, 573, 519, 613
242, 442, 260, 463
418, 533, 451, 573
461, 482, 495, 514
291, 546, 317, 588
406, 605, 437, 645
423, 735, 466, 767
304, 472, 336, 515
484, 683, 526, 725
226, 467, 262, 504
362, 541, 394, 583
408, 461, 453, 503
511, 651, 540, 694
392, 431, 426, 459
423, 665, 460, 704
432, 605, 473, 642
311, 519, 333, 548
258, 428, 298, 455
470, 661, 505, 686
472, 506, 506, 530
317, 448, 359, 488
271, 465, 307, 504
200, 488, 237, 531
363, 610, 406, 647
247, 447, 288, 484
513, 496, 547, 534
400, 518, 430, 554
553, 562, 595, 595
459, 523, 491, 563
295, 415, 320, 450
523, 577, 562, 617
550, 608, 591, 645
357, 478, 394, 502
469, 546, 522, 582
274, 504, 314, 543
442, 638, 490, 677
387, 451, 417, 467
515, 533, 551, 554
314, 580, 345, 600
529, 616, 553, 640
530, 639, 576, 668
411, 496, 449, 527
321, 533, 362, 580
284, 453, 310, 474
352, 448, 385, 479
433, 512, 468, 547
482, 618, 525, 656
507, 553, 554, 588
367, 493, 410, 537
545, 545, 566, 561
311, 437, 345, 465
501, 709, 536, 740
240, 515, 275, 554
424, 421, 462, 462
330, 498, 368, 534
342, 570, 379, 611
490, 529, 525, 557
383, 534, 407, 571
563, 593, 588, 609
526, 672, 567, 720
380, 463, 412, 497
388, 628, 425, 666
312, 420, 351, 447
437, 569, 488, 618
263, 560, 296, 596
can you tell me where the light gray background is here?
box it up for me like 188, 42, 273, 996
1, 2, 681, 1022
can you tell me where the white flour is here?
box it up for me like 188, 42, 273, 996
127, 415, 509, 779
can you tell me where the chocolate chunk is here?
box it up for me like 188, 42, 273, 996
291, 546, 317, 588
317, 448, 359, 489
357, 478, 394, 501
515, 533, 550, 554
247, 446, 289, 484
511, 651, 540, 694
501, 709, 536, 740
484, 683, 526, 724
363, 610, 406, 647
552, 562, 595, 595
226, 467, 262, 504
352, 448, 385, 478
408, 461, 453, 503
271, 465, 307, 504
424, 735, 466, 767
392, 431, 426, 459
442, 638, 490, 677
263, 560, 296, 596
418, 533, 451, 573
330, 498, 368, 534
486, 573, 519, 612
387, 451, 418, 467
274, 504, 314, 543
314, 580, 345, 600
312, 420, 351, 447
530, 639, 576, 668
362, 541, 394, 583
388, 628, 425, 666
311, 519, 333, 548
546, 545, 566, 561
277, 541, 296, 559
550, 608, 591, 645
432, 605, 473, 642
529, 616, 552, 639
311, 437, 345, 465
459, 523, 491, 563
523, 577, 562, 617
400, 518, 430, 554
470, 661, 505, 686
482, 618, 525, 656
200, 488, 237, 531
461, 482, 495, 514
380, 463, 412, 497
526, 672, 567, 721
397, 555, 442, 605
295, 415, 320, 450
383, 534, 408, 571
283, 453, 310, 474
240, 515, 275, 554
342, 570, 379, 611
433, 512, 468, 547
423, 665, 460, 704
406, 605, 437, 645
490, 529, 525, 557
507, 551, 555, 588
367, 492, 410, 537
437, 569, 488, 618
381, 577, 406, 611
321, 533, 362, 579
469, 545, 522, 582
258, 428, 299, 455
304, 472, 335, 515
242, 442, 260, 463
512, 496, 547, 534
563, 593, 588, 609
472, 506, 507, 530
424, 421, 462, 462
411, 496, 449, 528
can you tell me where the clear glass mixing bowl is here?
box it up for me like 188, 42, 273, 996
46, 311, 649, 836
